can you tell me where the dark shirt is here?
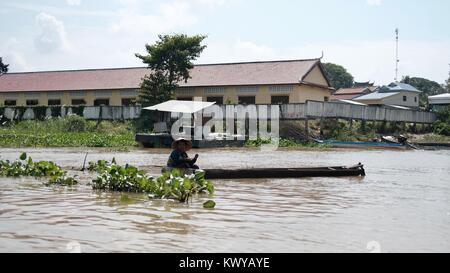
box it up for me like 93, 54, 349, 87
167, 149, 188, 167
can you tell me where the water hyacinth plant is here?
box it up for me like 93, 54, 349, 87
89, 159, 214, 203
0, 152, 78, 186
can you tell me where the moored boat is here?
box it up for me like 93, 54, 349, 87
162, 163, 366, 179
316, 139, 407, 150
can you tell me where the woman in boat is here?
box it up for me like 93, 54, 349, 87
167, 138, 199, 169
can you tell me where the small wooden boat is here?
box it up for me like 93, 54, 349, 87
162, 163, 365, 179
317, 139, 407, 150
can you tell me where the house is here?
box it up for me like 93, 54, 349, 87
331, 87, 373, 101
353, 82, 421, 108
331, 82, 378, 101
0, 59, 334, 107
429, 93, 450, 110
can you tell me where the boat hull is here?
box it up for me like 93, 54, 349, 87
204, 165, 365, 179
162, 164, 366, 179
319, 140, 407, 150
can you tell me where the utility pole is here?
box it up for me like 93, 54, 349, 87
395, 28, 400, 82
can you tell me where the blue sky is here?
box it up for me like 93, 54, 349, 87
1, 0, 449, 84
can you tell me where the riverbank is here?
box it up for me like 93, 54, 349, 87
0, 116, 136, 148
1, 116, 449, 150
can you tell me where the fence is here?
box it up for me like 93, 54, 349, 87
299, 101, 436, 123
0, 101, 436, 124
0, 106, 141, 121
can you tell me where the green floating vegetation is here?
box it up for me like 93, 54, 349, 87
245, 137, 329, 148
89, 159, 215, 203
1, 153, 216, 205
203, 200, 216, 209
0, 152, 78, 186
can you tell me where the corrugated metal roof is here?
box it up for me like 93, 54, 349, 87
385, 82, 421, 93
0, 59, 322, 93
354, 92, 399, 101
386, 105, 411, 110
429, 93, 450, 99
337, 99, 367, 106
429, 93, 450, 105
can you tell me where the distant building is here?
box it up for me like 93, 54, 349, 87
0, 59, 334, 107
429, 93, 450, 110
331, 81, 378, 101
331, 87, 373, 101
353, 81, 375, 88
354, 82, 422, 108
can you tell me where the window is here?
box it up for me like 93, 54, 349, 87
94, 99, 110, 106
271, 96, 289, 105
177, 97, 193, 101
121, 98, 136, 106
403, 96, 407, 102
72, 99, 86, 106
269, 85, 294, 93
48, 99, 61, 106
70, 91, 86, 97
177, 88, 195, 96
205, 87, 226, 94
238, 96, 256, 105
4, 100, 16, 106
414, 97, 417, 103
206, 97, 224, 104
237, 86, 259, 93
324, 96, 330, 102
26, 100, 39, 106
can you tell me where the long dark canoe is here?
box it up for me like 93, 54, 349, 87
203, 164, 365, 179
162, 164, 365, 179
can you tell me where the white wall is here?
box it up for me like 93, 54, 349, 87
382, 92, 420, 108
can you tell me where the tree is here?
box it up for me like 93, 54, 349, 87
401, 76, 445, 107
0, 57, 9, 75
444, 70, 450, 92
135, 34, 207, 107
322, 63, 354, 90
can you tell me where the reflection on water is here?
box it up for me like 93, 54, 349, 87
0, 148, 449, 252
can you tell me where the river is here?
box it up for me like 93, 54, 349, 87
0, 148, 449, 252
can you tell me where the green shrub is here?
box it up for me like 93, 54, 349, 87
432, 106, 450, 136
64, 114, 87, 132
433, 121, 450, 136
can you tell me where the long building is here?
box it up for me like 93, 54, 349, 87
0, 59, 333, 107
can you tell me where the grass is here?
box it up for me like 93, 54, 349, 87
0, 115, 137, 148
421, 134, 450, 143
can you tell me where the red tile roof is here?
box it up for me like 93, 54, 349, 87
334, 87, 369, 95
0, 59, 324, 93
331, 94, 363, 101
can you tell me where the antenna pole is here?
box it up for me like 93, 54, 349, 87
395, 28, 399, 82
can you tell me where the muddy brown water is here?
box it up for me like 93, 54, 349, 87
0, 148, 449, 252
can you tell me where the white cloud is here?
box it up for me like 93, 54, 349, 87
34, 12, 71, 54
110, 0, 197, 36
193, 0, 228, 8
0, 38, 30, 71
367, 0, 382, 6
66, 0, 81, 6
201, 40, 277, 63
